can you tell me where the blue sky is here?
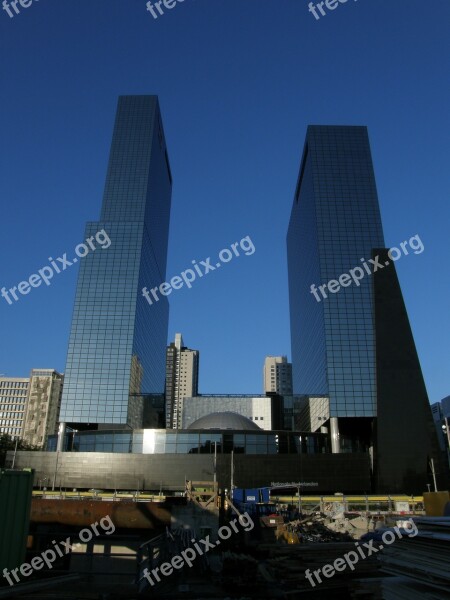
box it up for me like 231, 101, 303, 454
0, 0, 449, 402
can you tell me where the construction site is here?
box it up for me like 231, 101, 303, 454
1, 470, 450, 600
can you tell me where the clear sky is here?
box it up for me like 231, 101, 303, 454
0, 0, 449, 402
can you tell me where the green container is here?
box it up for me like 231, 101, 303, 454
0, 470, 34, 576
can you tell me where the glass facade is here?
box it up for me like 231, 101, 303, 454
47, 429, 328, 455
60, 96, 172, 428
287, 126, 385, 418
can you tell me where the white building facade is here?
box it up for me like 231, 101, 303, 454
0, 377, 29, 439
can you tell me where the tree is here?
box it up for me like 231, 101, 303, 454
0, 433, 40, 468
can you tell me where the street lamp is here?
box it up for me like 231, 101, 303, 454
52, 423, 65, 491
442, 417, 450, 467
52, 448, 59, 491
11, 437, 19, 469
298, 435, 303, 515
442, 417, 450, 444
72, 429, 78, 451
213, 441, 217, 484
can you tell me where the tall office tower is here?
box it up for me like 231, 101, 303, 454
60, 96, 172, 430
165, 333, 199, 429
287, 126, 385, 443
263, 356, 293, 395
22, 370, 64, 448
287, 126, 443, 491
0, 377, 29, 439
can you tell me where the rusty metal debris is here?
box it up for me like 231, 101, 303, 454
30, 498, 172, 529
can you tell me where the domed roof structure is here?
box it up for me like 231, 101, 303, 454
187, 411, 261, 431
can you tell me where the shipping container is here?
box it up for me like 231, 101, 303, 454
0, 469, 34, 576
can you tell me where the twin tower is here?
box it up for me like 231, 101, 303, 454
58, 96, 443, 492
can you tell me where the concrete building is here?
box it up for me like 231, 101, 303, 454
294, 395, 330, 433
22, 370, 64, 448
0, 377, 29, 439
182, 395, 283, 431
9, 447, 369, 493
263, 356, 293, 395
12, 413, 368, 493
165, 334, 199, 429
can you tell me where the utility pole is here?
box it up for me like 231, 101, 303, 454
11, 437, 19, 469
230, 450, 234, 493
444, 417, 450, 469
430, 458, 438, 492
72, 429, 78, 451
213, 441, 217, 484
52, 449, 60, 491
52, 423, 65, 491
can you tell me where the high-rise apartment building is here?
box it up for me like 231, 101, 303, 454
165, 334, 199, 429
0, 377, 29, 439
263, 356, 293, 395
22, 370, 64, 447
287, 125, 443, 491
59, 96, 172, 430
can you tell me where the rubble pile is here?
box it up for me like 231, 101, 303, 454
286, 517, 354, 543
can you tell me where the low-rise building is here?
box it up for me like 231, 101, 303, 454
181, 394, 283, 431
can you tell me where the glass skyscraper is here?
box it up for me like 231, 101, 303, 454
287, 126, 385, 421
60, 96, 172, 429
287, 125, 446, 491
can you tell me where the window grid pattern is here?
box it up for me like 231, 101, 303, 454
0, 378, 29, 438
288, 126, 385, 418
47, 429, 328, 455
60, 96, 172, 427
